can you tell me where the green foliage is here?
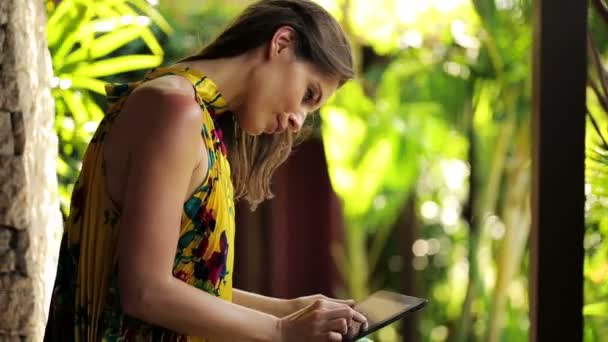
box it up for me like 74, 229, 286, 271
320, 1, 534, 341
47, 0, 171, 215
585, 3, 608, 339
159, 0, 242, 64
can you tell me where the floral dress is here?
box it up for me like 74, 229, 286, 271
45, 66, 236, 342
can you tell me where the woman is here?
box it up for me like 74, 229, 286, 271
45, 0, 367, 341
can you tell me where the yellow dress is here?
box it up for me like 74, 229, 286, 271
45, 66, 236, 342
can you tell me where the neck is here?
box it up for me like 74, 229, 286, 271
175, 53, 256, 113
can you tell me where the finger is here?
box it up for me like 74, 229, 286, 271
313, 298, 342, 309
326, 297, 356, 306
315, 299, 350, 310
346, 321, 360, 339
323, 307, 368, 324
323, 318, 348, 335
323, 307, 353, 320
350, 309, 367, 324
310, 294, 327, 301
326, 331, 343, 342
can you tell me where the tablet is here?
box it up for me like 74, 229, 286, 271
344, 290, 428, 341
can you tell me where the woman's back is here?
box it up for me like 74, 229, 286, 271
45, 66, 236, 342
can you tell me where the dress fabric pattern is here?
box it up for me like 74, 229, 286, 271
45, 66, 236, 342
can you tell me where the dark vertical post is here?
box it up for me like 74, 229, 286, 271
531, 1, 587, 341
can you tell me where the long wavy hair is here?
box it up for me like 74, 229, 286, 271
180, 0, 354, 210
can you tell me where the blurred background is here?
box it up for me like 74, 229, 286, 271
45, 0, 608, 341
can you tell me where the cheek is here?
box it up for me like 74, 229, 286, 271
249, 85, 275, 118
271, 84, 301, 115
263, 64, 299, 109
250, 69, 278, 110
236, 88, 272, 135
283, 70, 308, 111
256, 62, 302, 112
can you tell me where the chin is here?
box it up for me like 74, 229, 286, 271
240, 123, 265, 136
248, 129, 265, 136
233, 114, 261, 136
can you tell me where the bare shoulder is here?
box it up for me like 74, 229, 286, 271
115, 75, 204, 151
136, 73, 195, 97
104, 74, 206, 207
124, 74, 201, 126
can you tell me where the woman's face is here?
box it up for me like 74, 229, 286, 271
236, 27, 340, 136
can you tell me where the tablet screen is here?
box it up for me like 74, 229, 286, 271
348, 291, 427, 341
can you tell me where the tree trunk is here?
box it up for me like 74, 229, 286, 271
0, 1, 62, 340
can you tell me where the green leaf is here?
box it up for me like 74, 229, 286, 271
56, 156, 71, 178
140, 29, 165, 56
71, 55, 163, 78
472, 0, 497, 32
91, 25, 148, 59
47, 0, 76, 46
86, 18, 164, 59
60, 90, 89, 124
584, 302, 608, 317
68, 76, 107, 95
63, 19, 164, 65
92, 1, 122, 18
104, 0, 138, 14
51, 4, 95, 64
82, 93, 106, 122
128, 0, 174, 34
109, 1, 153, 26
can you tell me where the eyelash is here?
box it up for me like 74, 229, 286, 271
304, 88, 315, 104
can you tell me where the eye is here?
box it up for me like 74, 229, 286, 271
303, 87, 315, 104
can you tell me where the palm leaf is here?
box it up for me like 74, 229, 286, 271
68, 76, 108, 95
139, 29, 165, 56
47, 0, 77, 46
128, 0, 174, 34
83, 25, 149, 61
52, 5, 95, 64
71, 55, 163, 78
108, 1, 170, 54
60, 90, 89, 124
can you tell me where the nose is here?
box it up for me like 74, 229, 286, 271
287, 112, 305, 132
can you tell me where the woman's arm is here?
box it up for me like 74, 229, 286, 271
115, 80, 280, 341
233, 289, 358, 318
233, 289, 292, 317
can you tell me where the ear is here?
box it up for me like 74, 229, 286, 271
267, 26, 296, 60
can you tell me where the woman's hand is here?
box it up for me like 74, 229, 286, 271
278, 298, 367, 342
288, 294, 356, 314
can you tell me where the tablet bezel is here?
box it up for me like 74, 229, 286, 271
344, 290, 428, 342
